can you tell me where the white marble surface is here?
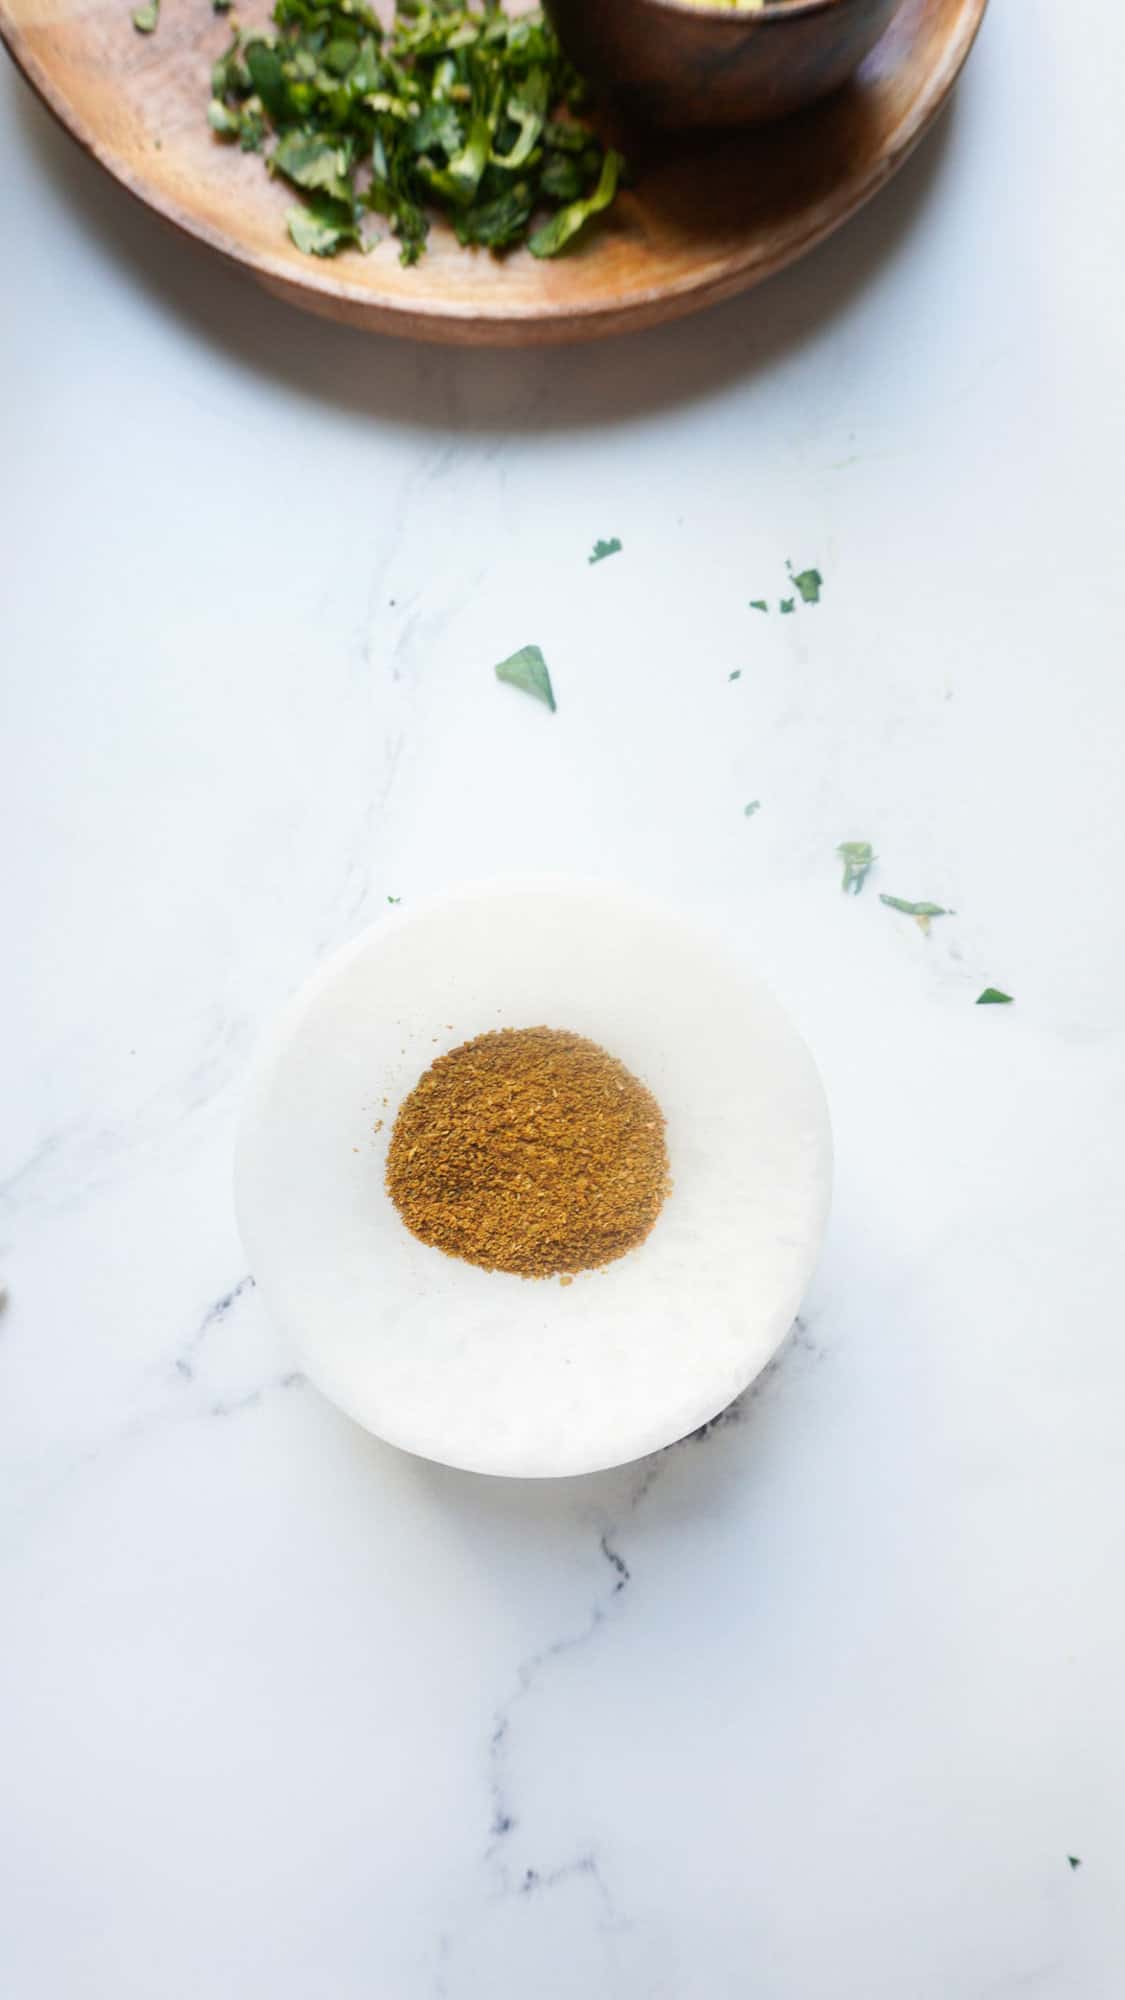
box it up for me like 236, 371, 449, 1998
3, 0, 1125, 1990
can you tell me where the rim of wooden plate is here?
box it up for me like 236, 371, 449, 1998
0, 0, 988, 344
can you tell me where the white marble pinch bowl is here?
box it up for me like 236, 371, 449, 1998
235, 878, 832, 1478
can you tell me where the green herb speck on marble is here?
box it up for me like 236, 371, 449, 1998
880, 893, 953, 936
749, 599, 769, 614
744, 801, 760, 817
787, 562, 823, 605
837, 841, 874, 895
779, 597, 795, 616
728, 669, 742, 682
589, 537, 622, 565
495, 644, 557, 712
977, 987, 1013, 1005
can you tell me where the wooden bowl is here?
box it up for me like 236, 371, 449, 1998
545, 0, 904, 131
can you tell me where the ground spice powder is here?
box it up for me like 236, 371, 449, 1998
385, 1026, 670, 1278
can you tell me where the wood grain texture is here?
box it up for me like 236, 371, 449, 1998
0, 0, 987, 345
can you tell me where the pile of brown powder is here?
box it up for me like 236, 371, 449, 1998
385, 1026, 669, 1279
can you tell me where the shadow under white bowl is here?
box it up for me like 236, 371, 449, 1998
235, 878, 832, 1478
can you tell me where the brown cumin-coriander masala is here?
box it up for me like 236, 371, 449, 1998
386, 1027, 669, 1279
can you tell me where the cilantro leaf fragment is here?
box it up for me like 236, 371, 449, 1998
417, 108, 492, 207
838, 841, 874, 895
272, 131, 356, 205
493, 67, 550, 171
540, 150, 594, 203
208, 99, 242, 136
787, 562, 823, 604
287, 199, 364, 257
456, 182, 535, 251
589, 537, 621, 565
744, 801, 760, 817
749, 599, 768, 613
528, 147, 622, 257
976, 987, 1013, 1005
387, 895, 402, 905
1068, 1857, 1082, 1871
880, 896, 950, 918
243, 40, 289, 123
779, 597, 795, 615
495, 644, 556, 711
880, 894, 953, 936
728, 670, 742, 682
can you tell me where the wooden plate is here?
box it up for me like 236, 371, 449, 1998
0, 0, 987, 345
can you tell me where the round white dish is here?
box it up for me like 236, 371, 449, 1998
234, 879, 832, 1478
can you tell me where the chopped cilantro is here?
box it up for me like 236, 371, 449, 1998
749, 600, 769, 613
1068, 1857, 1082, 1871
787, 562, 823, 604
387, 895, 402, 905
728, 670, 742, 682
528, 147, 622, 257
287, 200, 364, 258
880, 896, 951, 918
589, 537, 622, 565
272, 131, 357, 205
208, 99, 241, 136
205, 3, 623, 264
744, 801, 760, 817
495, 644, 556, 712
880, 894, 953, 936
838, 841, 874, 895
779, 598, 795, 615
976, 987, 1013, 1005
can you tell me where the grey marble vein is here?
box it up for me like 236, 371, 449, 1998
444, 1314, 822, 1995
0, 1009, 252, 1231
172, 1274, 257, 1381
0, 1271, 298, 1558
